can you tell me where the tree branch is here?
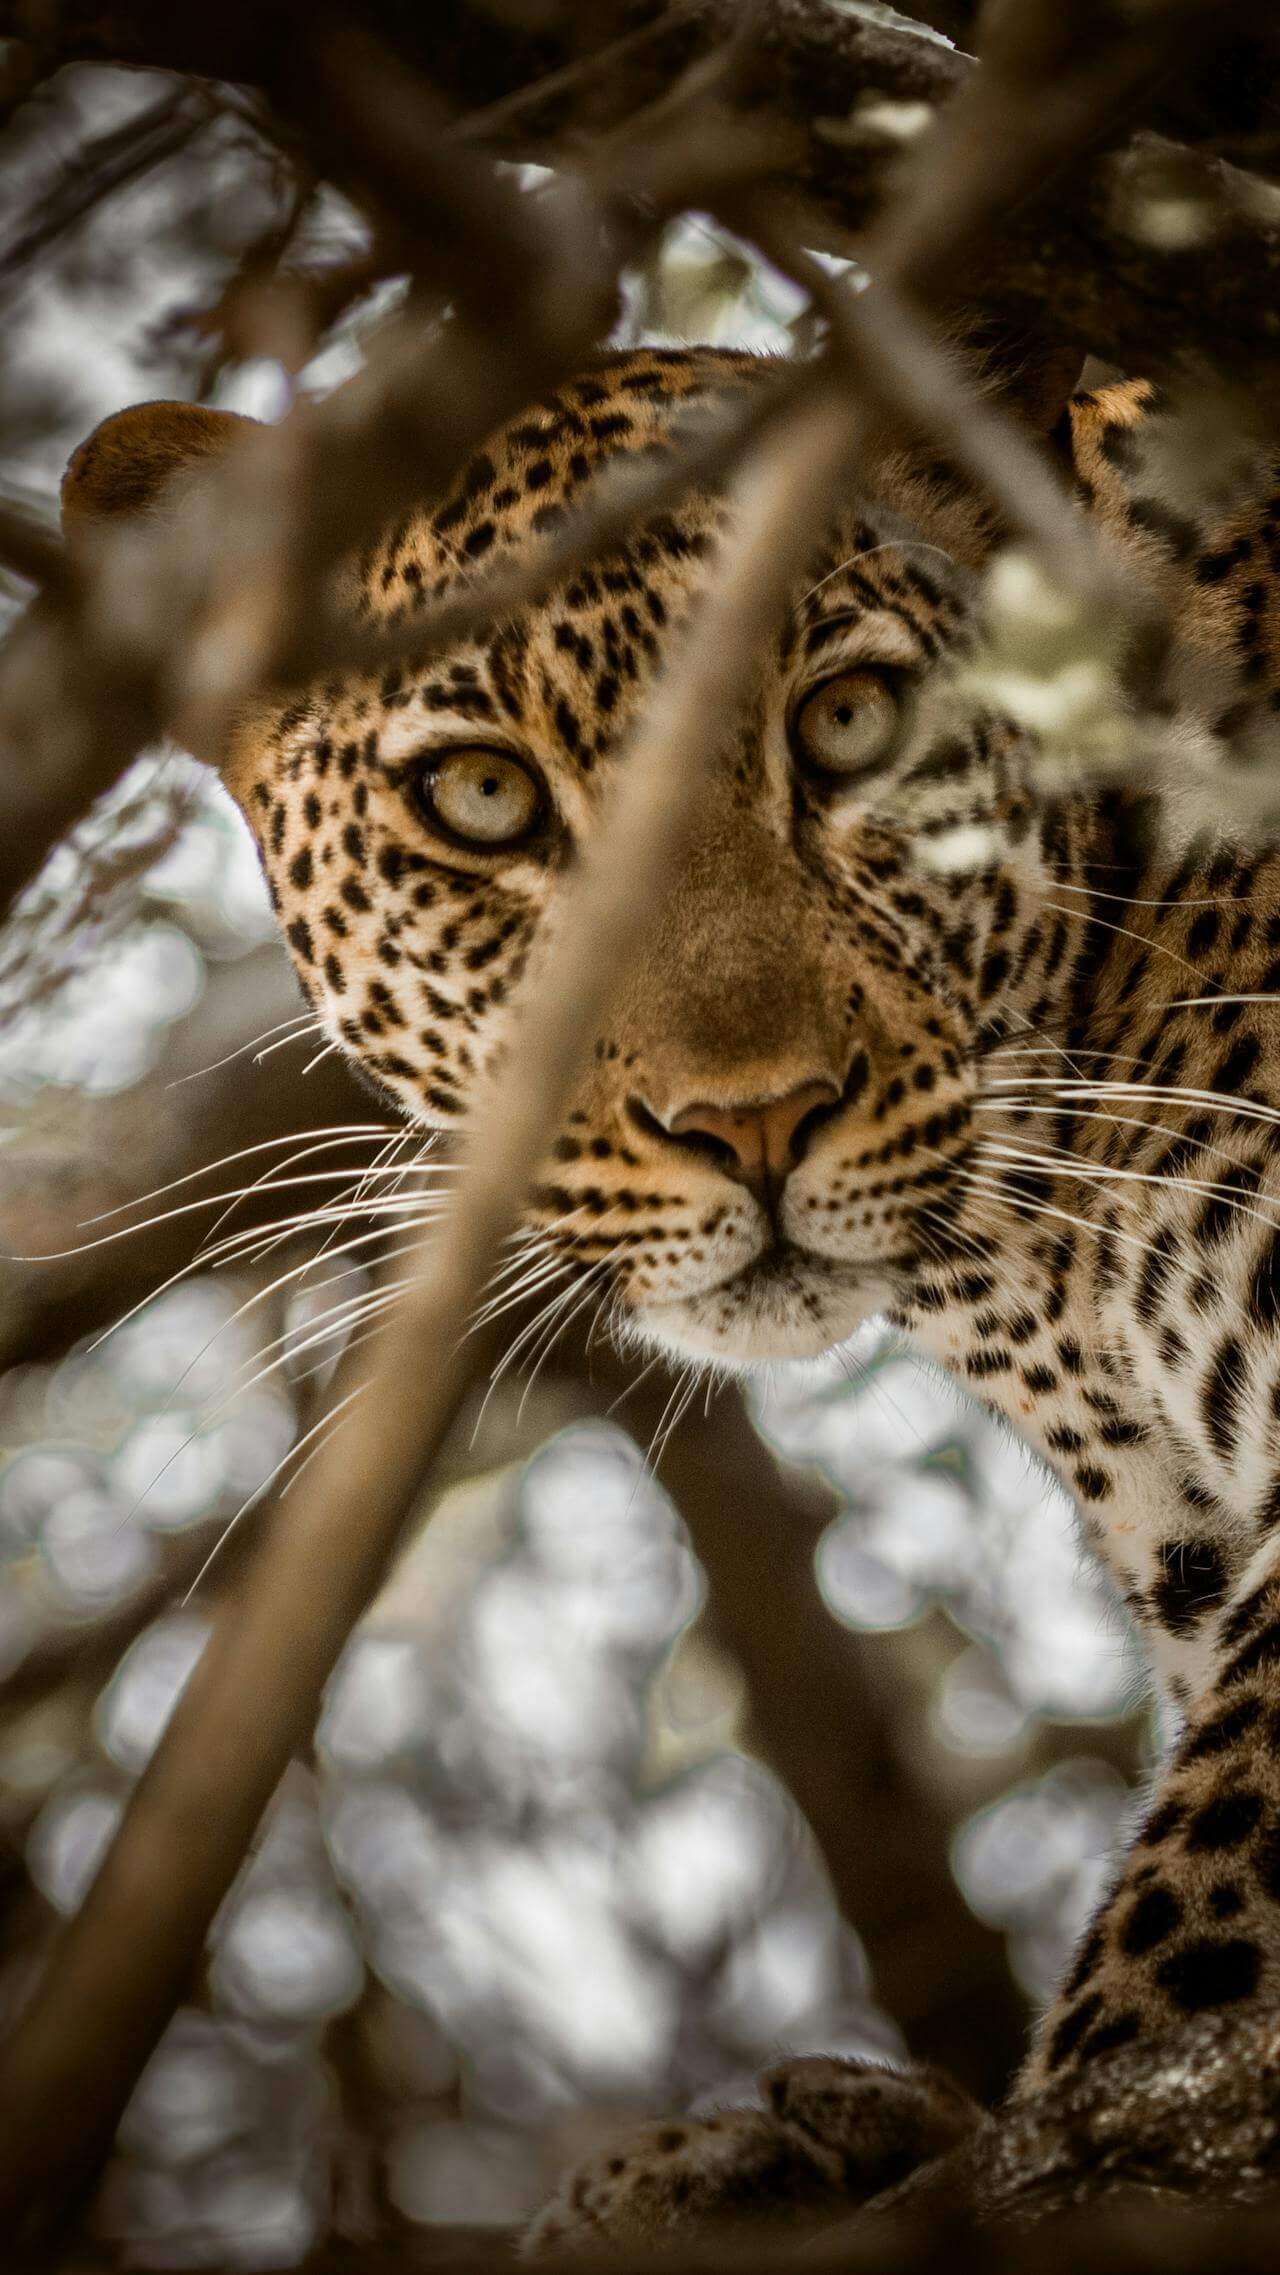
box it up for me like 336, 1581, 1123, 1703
8, 1, 1280, 379
0, 381, 859, 2248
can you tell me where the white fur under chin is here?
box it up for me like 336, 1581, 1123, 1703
627, 1258, 892, 1369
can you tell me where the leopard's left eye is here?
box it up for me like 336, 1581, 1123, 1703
415, 747, 543, 847
792, 670, 901, 779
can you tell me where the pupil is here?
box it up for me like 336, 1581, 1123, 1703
834, 705, 852, 725
481, 776, 499, 796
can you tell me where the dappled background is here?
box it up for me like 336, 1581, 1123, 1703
0, 34, 1156, 2271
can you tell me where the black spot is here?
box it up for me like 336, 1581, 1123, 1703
1250, 1232, 1280, 1324
1223, 1620, 1280, 1687
979, 947, 1010, 998
1074, 1465, 1112, 1503
1062, 1926, 1104, 1999
1202, 1335, 1245, 1461
1184, 1695, 1263, 1761
1214, 1032, 1261, 1095
1120, 1883, 1182, 1955
1128, 498, 1197, 557
1195, 537, 1254, 584
1150, 1539, 1227, 1634
1197, 1163, 1261, 1244
1185, 1789, 1264, 1852
1221, 1582, 1275, 1648
1047, 1994, 1103, 2072
1140, 1799, 1185, 1846
554, 697, 581, 755
1154, 1936, 1260, 2011
1023, 1363, 1057, 1395
1080, 2013, 1141, 2062
1256, 1821, 1280, 1903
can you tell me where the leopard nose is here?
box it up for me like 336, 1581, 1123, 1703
663, 1080, 841, 1192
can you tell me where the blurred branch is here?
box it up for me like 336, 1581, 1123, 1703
0, 500, 68, 596
8, 2, 1280, 378
0, 81, 219, 290
0, 383, 858, 2248
0, 0, 967, 135
558, 1355, 1028, 2101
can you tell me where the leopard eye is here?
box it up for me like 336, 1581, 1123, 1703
793, 670, 901, 779
416, 748, 543, 847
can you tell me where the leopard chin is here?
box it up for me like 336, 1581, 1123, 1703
627, 1248, 893, 1367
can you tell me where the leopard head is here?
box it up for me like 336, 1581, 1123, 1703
64, 349, 1102, 1367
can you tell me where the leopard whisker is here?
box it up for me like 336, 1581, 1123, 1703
515, 1262, 616, 1426
976, 1098, 1255, 1184
974, 1135, 1280, 1234
165, 1012, 322, 1088
470, 1253, 576, 1332
643, 1361, 700, 1479
75, 1124, 399, 1227
254, 1021, 327, 1064
798, 537, 958, 608
78, 1191, 440, 1363
1038, 877, 1239, 908
468, 1258, 601, 1444
1041, 901, 1199, 977
179, 1379, 370, 1604
954, 1166, 1164, 1259
111, 1255, 431, 1529
984, 1077, 1280, 1130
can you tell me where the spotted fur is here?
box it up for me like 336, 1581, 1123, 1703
67, 348, 1280, 2231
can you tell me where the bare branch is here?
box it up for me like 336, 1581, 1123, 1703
12, 2, 1280, 380
0, 381, 858, 2245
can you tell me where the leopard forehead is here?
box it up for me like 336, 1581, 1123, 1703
226, 345, 1052, 1361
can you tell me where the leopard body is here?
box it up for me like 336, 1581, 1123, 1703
67, 347, 1280, 2240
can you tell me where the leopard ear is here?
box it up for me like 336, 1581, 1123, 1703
61, 400, 257, 537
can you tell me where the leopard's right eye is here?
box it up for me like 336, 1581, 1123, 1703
411, 747, 543, 848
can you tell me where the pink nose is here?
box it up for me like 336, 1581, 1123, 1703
668, 1080, 840, 1193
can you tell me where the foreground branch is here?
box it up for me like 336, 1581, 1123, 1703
0, 384, 857, 2248
10, 1, 1280, 380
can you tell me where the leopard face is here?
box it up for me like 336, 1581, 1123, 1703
209, 349, 1085, 1366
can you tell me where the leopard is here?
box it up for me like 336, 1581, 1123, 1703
60, 344, 1280, 2248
